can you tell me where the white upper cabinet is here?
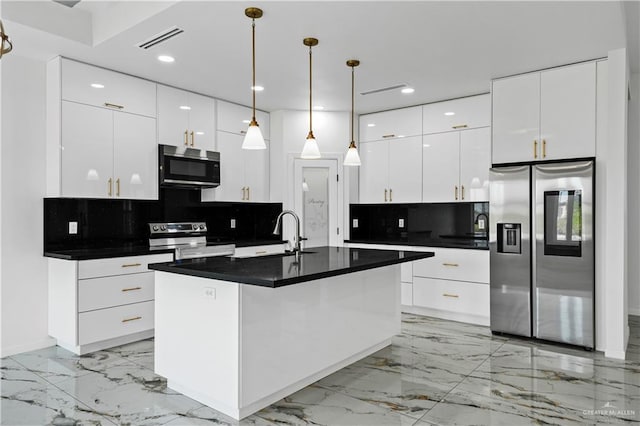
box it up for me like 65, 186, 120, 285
422, 94, 490, 134
359, 136, 422, 203
492, 61, 596, 164
157, 85, 215, 151
359, 106, 422, 142
217, 100, 270, 140
422, 132, 460, 202
61, 59, 156, 118
459, 127, 491, 201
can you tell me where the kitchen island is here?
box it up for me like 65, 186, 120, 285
148, 246, 434, 420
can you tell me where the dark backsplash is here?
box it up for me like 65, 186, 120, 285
348, 202, 489, 249
44, 188, 283, 251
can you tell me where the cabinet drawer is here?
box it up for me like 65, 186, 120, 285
61, 59, 156, 118
413, 277, 489, 317
78, 254, 172, 279
413, 248, 489, 283
78, 300, 154, 345
217, 100, 269, 139
78, 272, 154, 312
359, 106, 422, 142
422, 94, 490, 134
233, 244, 285, 258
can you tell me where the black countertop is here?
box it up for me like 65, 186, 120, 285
44, 239, 285, 260
344, 238, 489, 250
148, 246, 434, 288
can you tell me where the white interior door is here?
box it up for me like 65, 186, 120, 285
294, 159, 338, 248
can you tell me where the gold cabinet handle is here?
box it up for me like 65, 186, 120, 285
384, 188, 388, 202
443, 293, 459, 298
122, 316, 142, 323
542, 139, 546, 158
461, 185, 465, 200
121, 263, 142, 268
241, 187, 246, 200
184, 130, 189, 146
104, 102, 124, 110
190, 131, 195, 147
534, 140, 538, 159
454, 185, 458, 200
442, 262, 459, 267
452, 124, 468, 129
255, 250, 267, 255
382, 134, 395, 138
240, 130, 247, 135
116, 178, 120, 197
246, 187, 250, 201
389, 188, 393, 202
108, 178, 112, 196
122, 287, 142, 292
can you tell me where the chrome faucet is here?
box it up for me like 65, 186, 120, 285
272, 210, 304, 255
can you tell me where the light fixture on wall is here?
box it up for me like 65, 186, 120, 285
242, 7, 267, 150
344, 59, 361, 167
301, 37, 321, 159
0, 20, 13, 59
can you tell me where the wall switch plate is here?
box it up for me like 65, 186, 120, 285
230, 219, 236, 229
68, 221, 78, 234
204, 287, 216, 299
398, 218, 405, 228
478, 219, 486, 230
352, 219, 359, 228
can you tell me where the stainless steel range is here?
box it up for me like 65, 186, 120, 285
149, 222, 234, 260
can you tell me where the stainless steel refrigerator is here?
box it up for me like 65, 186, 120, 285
489, 160, 594, 349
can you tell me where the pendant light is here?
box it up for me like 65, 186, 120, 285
0, 20, 13, 59
344, 59, 361, 166
242, 7, 266, 150
301, 37, 321, 159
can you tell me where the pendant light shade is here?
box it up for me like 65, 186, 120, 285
344, 59, 361, 166
242, 7, 266, 150
301, 37, 321, 159
0, 20, 13, 59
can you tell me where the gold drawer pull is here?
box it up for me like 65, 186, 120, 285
122, 316, 142, 323
121, 263, 142, 268
452, 124, 468, 129
121, 287, 142, 292
542, 139, 546, 158
442, 262, 459, 267
104, 102, 124, 109
382, 134, 395, 138
255, 251, 267, 255
443, 293, 459, 298
534, 140, 538, 159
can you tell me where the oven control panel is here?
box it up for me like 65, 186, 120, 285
149, 222, 207, 236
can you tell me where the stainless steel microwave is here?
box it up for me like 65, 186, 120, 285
159, 144, 220, 189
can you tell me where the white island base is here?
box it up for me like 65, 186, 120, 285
154, 265, 400, 420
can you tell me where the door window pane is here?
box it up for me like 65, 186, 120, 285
544, 190, 582, 257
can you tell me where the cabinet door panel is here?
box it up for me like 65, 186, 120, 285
157, 85, 190, 147
459, 127, 491, 202
492, 73, 540, 164
422, 94, 490, 134
359, 106, 422, 142
216, 131, 245, 202
540, 62, 596, 160
218, 100, 252, 135
188, 92, 216, 151
61, 101, 114, 198
388, 136, 423, 203
359, 140, 389, 203
422, 132, 459, 202
113, 112, 158, 200
244, 140, 269, 202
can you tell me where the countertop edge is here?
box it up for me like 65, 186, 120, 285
344, 240, 489, 251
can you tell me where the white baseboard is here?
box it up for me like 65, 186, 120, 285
1, 337, 56, 357
402, 305, 490, 327
605, 349, 626, 359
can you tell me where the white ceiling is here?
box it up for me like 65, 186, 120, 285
2, 1, 632, 114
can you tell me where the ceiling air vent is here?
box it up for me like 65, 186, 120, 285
52, 0, 82, 7
137, 26, 184, 50
361, 84, 407, 96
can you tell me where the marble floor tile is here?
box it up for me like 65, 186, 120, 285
9, 345, 130, 384
54, 361, 206, 425
162, 404, 279, 425
1, 357, 116, 425
104, 337, 155, 371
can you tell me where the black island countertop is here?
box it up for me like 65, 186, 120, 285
148, 246, 435, 288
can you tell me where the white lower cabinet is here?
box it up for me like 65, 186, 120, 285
413, 277, 489, 320
48, 253, 172, 354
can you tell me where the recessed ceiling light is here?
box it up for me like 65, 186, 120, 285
251, 85, 264, 91
313, 105, 324, 111
401, 87, 415, 94
196, 131, 205, 135
444, 111, 455, 116
242, 119, 251, 124
179, 105, 191, 110
367, 123, 376, 127
90, 83, 104, 89
158, 55, 175, 63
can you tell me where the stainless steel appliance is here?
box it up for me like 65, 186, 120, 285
489, 160, 594, 349
149, 221, 234, 259
159, 144, 220, 188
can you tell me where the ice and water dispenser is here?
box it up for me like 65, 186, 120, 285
497, 223, 521, 254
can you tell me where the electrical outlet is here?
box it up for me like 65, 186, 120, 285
478, 219, 486, 230
398, 218, 405, 228
230, 219, 236, 229
352, 219, 359, 228
204, 287, 216, 299
68, 221, 78, 234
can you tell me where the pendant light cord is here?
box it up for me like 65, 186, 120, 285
309, 45, 313, 134
351, 65, 355, 143
251, 19, 256, 122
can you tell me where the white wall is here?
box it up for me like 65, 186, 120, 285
1, 54, 54, 356
628, 72, 640, 317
